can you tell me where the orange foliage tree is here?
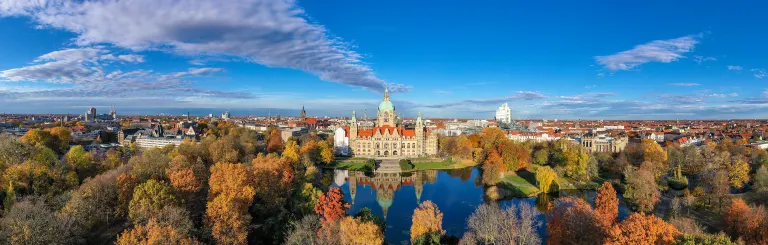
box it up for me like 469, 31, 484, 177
605, 214, 679, 245
252, 154, 295, 210
115, 219, 199, 245
206, 163, 255, 245
723, 199, 768, 244
116, 173, 140, 217
482, 148, 503, 185
314, 187, 350, 224
339, 216, 385, 245
267, 130, 284, 153
595, 182, 619, 227
546, 197, 605, 245
410, 200, 445, 242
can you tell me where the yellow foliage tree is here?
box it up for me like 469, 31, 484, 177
536, 166, 557, 193
339, 216, 385, 245
282, 140, 301, 166
729, 159, 750, 189
410, 200, 445, 242
252, 154, 295, 210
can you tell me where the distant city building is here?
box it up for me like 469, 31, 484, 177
221, 111, 231, 121
495, 103, 512, 124
334, 127, 350, 156
85, 107, 96, 122
507, 131, 561, 142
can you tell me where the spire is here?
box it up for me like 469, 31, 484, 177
417, 112, 422, 124
351, 111, 357, 122
383, 87, 390, 101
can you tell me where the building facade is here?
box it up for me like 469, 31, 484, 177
496, 103, 512, 124
338, 88, 438, 158
580, 133, 629, 153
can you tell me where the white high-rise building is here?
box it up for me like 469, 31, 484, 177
85, 107, 96, 122
495, 103, 512, 124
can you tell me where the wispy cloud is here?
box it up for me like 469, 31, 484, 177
433, 90, 452, 95
669, 83, 700, 87
595, 34, 700, 71
0, 0, 406, 93
693, 55, 716, 64
727, 65, 743, 71
751, 69, 766, 79
421, 91, 546, 109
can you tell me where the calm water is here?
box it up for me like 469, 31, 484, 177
328, 167, 630, 245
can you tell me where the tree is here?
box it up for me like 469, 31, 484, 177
355, 208, 386, 233
282, 140, 301, 166
339, 216, 385, 245
115, 219, 199, 245
284, 215, 321, 245
456, 136, 474, 160
755, 166, 768, 192
252, 154, 295, 211
728, 159, 750, 189
595, 182, 619, 227
301, 140, 320, 165
410, 200, 445, 242
314, 187, 350, 224
623, 166, 659, 213
319, 140, 335, 165
208, 135, 240, 164
129, 148, 171, 181
673, 233, 737, 245
482, 148, 503, 185
668, 217, 704, 236
546, 197, 604, 245
20, 129, 56, 152
605, 214, 679, 245
66, 145, 96, 182
207, 163, 255, 245
116, 173, 140, 217
465, 203, 541, 245
48, 126, 72, 153
723, 199, 767, 244
0, 197, 76, 245
129, 179, 178, 224
533, 148, 549, 165
62, 166, 127, 238
267, 129, 284, 153
536, 166, 557, 193
642, 139, 668, 178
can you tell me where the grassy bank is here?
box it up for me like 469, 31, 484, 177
501, 173, 541, 197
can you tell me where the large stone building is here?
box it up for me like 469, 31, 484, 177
336, 88, 438, 157
580, 133, 628, 153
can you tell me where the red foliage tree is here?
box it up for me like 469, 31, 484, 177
314, 187, 350, 224
595, 182, 619, 227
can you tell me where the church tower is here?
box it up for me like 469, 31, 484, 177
301, 105, 307, 120
350, 111, 358, 141
415, 112, 424, 156
376, 87, 396, 127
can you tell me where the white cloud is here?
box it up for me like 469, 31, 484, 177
0, 0, 404, 92
595, 34, 700, 71
727, 65, 743, 71
433, 90, 452, 95
669, 83, 700, 87
751, 69, 766, 79
693, 55, 716, 64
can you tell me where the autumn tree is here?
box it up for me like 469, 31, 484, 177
129, 148, 171, 181
546, 197, 605, 245
318, 140, 335, 165
48, 126, 72, 153
410, 200, 445, 242
595, 182, 619, 227
282, 140, 301, 167
456, 136, 474, 160
116, 173, 140, 217
623, 165, 659, 213
252, 154, 295, 211
115, 219, 199, 245
301, 139, 320, 165
728, 159, 750, 189
482, 148, 503, 185
267, 129, 284, 153
605, 214, 679, 245
314, 187, 350, 224
723, 199, 768, 244
207, 163, 255, 245
480, 127, 507, 149
66, 145, 97, 182
536, 166, 557, 193
339, 216, 385, 245
208, 135, 241, 164
533, 148, 549, 165
755, 166, 768, 192
129, 179, 178, 224
284, 215, 321, 245
641, 139, 668, 178
0, 197, 76, 245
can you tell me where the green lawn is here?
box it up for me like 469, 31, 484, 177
411, 158, 457, 170
501, 173, 541, 197
326, 159, 372, 170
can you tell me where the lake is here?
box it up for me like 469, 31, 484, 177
327, 167, 631, 244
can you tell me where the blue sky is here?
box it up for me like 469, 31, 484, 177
1, 0, 767, 119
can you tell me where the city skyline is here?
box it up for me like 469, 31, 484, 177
2, 1, 768, 119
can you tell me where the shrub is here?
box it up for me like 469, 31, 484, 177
668, 176, 689, 191
399, 159, 414, 171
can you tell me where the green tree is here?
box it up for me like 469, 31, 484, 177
3, 181, 16, 213
66, 145, 96, 182
129, 179, 177, 224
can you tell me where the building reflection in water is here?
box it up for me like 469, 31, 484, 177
334, 169, 438, 219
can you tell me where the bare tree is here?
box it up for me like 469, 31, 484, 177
466, 202, 541, 245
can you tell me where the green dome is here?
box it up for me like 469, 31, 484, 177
378, 100, 394, 112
